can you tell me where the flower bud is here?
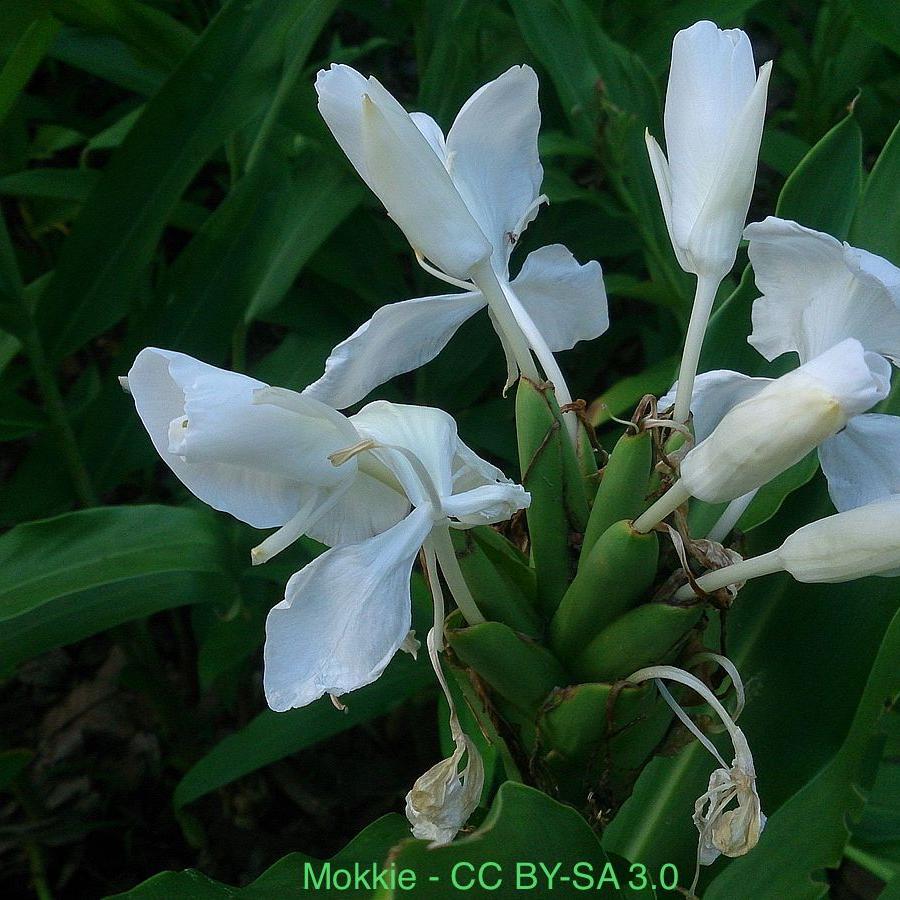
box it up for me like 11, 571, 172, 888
680, 339, 887, 503
776, 497, 900, 583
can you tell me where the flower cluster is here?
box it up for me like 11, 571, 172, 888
123, 17, 899, 864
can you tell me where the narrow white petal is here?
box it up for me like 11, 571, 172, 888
645, 130, 692, 273
445, 65, 543, 267
127, 348, 354, 528
302, 291, 485, 410
508, 244, 608, 351
442, 483, 531, 526
819, 414, 900, 511
410, 111, 447, 159
263, 506, 433, 711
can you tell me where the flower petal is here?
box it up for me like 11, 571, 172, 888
442, 483, 531, 526
645, 130, 691, 273
302, 291, 485, 410
664, 22, 759, 253
263, 505, 433, 711
445, 65, 543, 271
128, 348, 356, 528
746, 217, 900, 363
509, 244, 608, 351
316, 64, 491, 280
818, 414, 900, 511
661, 369, 772, 442
352, 401, 458, 503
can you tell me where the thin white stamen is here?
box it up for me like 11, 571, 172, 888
430, 524, 486, 626
414, 249, 478, 292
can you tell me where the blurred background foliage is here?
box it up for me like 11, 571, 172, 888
0, 0, 898, 897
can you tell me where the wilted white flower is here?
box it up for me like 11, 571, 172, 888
313, 64, 607, 433
626, 664, 764, 894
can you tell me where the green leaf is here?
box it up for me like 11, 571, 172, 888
0, 11, 61, 126
387, 782, 656, 898
775, 112, 862, 240
174, 647, 432, 808
849, 0, 900, 56
0, 505, 236, 673
704, 604, 900, 899
850, 117, 900, 264
110, 814, 412, 898
37, 0, 338, 360
48, 0, 195, 74
0, 749, 32, 792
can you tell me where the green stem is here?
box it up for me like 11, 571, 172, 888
22, 324, 98, 507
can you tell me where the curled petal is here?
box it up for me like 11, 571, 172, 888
263, 506, 433, 711
747, 217, 900, 364
510, 244, 608, 352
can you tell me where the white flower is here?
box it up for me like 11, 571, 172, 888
646, 22, 771, 280
125, 348, 529, 712
626, 664, 764, 893
744, 216, 900, 511
313, 64, 607, 424
680, 497, 900, 597
636, 339, 888, 531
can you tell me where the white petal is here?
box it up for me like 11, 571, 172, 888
127, 349, 356, 528
263, 506, 433, 711
316, 65, 491, 279
509, 244, 608, 352
442, 483, 531, 526
451, 439, 514, 493
688, 60, 771, 277
661, 370, 772, 442
645, 130, 691, 273
445, 65, 543, 269
307, 471, 411, 546
351, 401, 458, 503
819, 414, 900, 511
410, 111, 447, 158
746, 217, 900, 363
664, 22, 759, 253
302, 291, 485, 410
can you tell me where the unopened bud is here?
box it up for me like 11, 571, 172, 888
680, 339, 886, 504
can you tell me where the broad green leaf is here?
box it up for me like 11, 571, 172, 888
48, 0, 195, 73
387, 782, 657, 898
37, 0, 338, 360
0, 505, 231, 623
0, 11, 60, 126
588, 355, 678, 427
850, 117, 900, 264
737, 452, 820, 533
110, 814, 412, 899
775, 112, 862, 239
704, 604, 900, 898
173, 649, 433, 808
849, 0, 900, 56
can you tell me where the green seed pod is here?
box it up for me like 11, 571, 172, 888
470, 525, 537, 609
537, 681, 672, 806
447, 619, 569, 715
579, 431, 653, 568
516, 378, 589, 617
450, 528, 543, 638
571, 603, 703, 683
550, 521, 659, 659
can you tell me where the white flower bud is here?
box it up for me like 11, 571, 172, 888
680, 339, 887, 503
776, 497, 900, 583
